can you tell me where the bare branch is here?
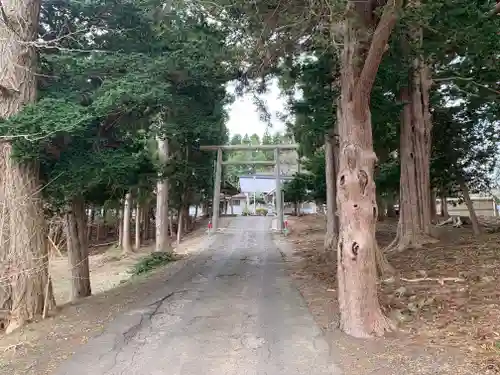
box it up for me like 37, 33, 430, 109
354, 0, 402, 105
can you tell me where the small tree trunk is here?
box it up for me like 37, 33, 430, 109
183, 205, 190, 232
176, 207, 183, 245
377, 195, 386, 221
440, 195, 449, 218
156, 137, 171, 252
430, 189, 437, 223
141, 203, 149, 241
96, 209, 102, 242
324, 133, 339, 251
194, 205, 199, 221
386, 193, 397, 217
87, 207, 94, 242
117, 208, 123, 247
135, 202, 141, 250
122, 193, 132, 252
64, 198, 91, 302
169, 213, 174, 238
458, 177, 481, 235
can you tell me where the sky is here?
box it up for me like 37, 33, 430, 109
226, 79, 287, 138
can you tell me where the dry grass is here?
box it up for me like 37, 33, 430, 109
284, 214, 500, 374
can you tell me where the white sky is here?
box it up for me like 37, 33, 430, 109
226, 79, 287, 137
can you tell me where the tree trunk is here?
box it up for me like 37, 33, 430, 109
176, 207, 183, 245
122, 192, 132, 252
430, 189, 437, 223
183, 205, 190, 232
141, 203, 149, 241
458, 177, 481, 235
64, 198, 91, 302
117, 208, 123, 247
0, 0, 55, 333
194, 205, 199, 221
87, 207, 94, 242
386, 193, 397, 217
389, 20, 435, 252
324, 133, 339, 251
376, 195, 386, 221
156, 137, 171, 252
169, 213, 174, 238
135, 201, 141, 250
440, 195, 449, 218
96, 208, 102, 242
336, 0, 400, 338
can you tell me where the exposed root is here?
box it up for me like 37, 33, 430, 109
386, 231, 438, 253
382, 276, 465, 285
375, 243, 396, 278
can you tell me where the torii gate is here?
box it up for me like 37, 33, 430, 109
199, 144, 299, 232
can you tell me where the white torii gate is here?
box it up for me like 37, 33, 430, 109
199, 144, 299, 232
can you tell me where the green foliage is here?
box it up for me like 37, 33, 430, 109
0, 0, 237, 211
255, 207, 268, 216
283, 173, 310, 205
130, 252, 175, 276
301, 151, 326, 203
224, 131, 292, 185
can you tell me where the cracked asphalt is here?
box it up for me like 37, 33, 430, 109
54, 217, 342, 375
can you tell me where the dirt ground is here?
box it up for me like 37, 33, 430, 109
0, 220, 217, 375
282, 214, 500, 375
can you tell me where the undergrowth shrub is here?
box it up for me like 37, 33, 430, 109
130, 252, 175, 276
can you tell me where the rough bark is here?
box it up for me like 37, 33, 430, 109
122, 192, 132, 252
135, 201, 141, 250
336, 0, 400, 338
0, 0, 55, 333
388, 12, 436, 252
64, 198, 91, 302
324, 133, 339, 252
458, 177, 481, 235
156, 137, 171, 252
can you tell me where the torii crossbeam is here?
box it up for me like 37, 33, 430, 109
199, 144, 299, 232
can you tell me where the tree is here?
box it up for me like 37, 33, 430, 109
0, 0, 55, 333
389, 0, 500, 249
0, 0, 236, 312
155, 136, 171, 252
283, 173, 310, 215
332, 0, 402, 338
